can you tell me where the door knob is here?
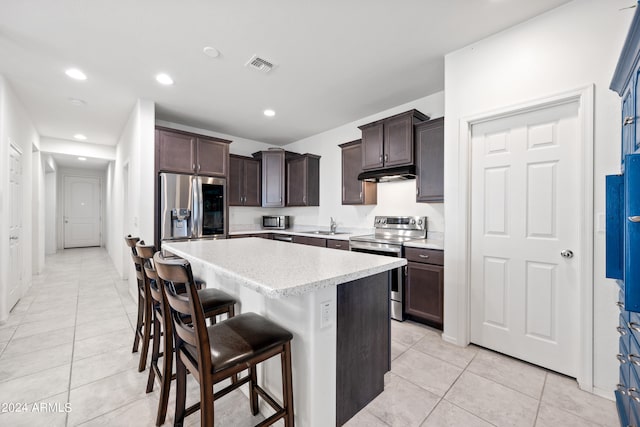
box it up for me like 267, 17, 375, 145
560, 249, 574, 259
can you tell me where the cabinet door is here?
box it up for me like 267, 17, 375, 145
342, 143, 364, 204
228, 155, 244, 206
416, 118, 444, 202
262, 150, 285, 207
158, 130, 195, 174
243, 158, 261, 207
406, 262, 443, 327
361, 122, 384, 170
384, 112, 413, 167
286, 156, 307, 206
196, 137, 228, 176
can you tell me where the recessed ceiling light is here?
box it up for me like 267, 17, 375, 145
156, 73, 174, 85
203, 46, 220, 58
264, 109, 276, 117
65, 68, 87, 80
77, 157, 87, 161
68, 98, 87, 107
74, 134, 87, 141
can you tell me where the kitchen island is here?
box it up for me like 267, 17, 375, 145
162, 238, 406, 426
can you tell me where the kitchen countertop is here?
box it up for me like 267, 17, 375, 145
162, 238, 406, 298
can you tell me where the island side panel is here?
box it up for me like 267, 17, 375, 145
186, 256, 338, 427
336, 271, 390, 426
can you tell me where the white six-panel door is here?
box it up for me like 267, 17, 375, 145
470, 100, 580, 377
63, 176, 101, 248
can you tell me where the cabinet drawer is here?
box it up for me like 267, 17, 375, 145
327, 239, 349, 251
404, 247, 443, 265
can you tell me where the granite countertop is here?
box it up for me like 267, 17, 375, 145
162, 238, 406, 298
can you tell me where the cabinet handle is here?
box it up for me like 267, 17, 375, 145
618, 384, 628, 395
629, 387, 640, 402
618, 353, 628, 363
384, 154, 388, 162
629, 322, 640, 332
193, 163, 196, 171
335, 244, 342, 248
617, 301, 625, 308
624, 116, 635, 125
379, 155, 383, 163
418, 254, 430, 259
629, 216, 640, 223
416, 187, 419, 196
359, 191, 362, 200
618, 326, 628, 336
629, 354, 640, 366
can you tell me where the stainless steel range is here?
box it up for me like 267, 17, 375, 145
350, 216, 427, 321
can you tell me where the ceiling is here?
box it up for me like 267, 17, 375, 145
0, 0, 573, 148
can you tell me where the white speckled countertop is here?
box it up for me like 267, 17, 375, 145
162, 238, 406, 298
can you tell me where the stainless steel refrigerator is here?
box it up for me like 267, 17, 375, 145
159, 172, 227, 242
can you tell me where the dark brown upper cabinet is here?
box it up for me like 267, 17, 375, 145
229, 154, 261, 206
415, 117, 444, 203
358, 109, 429, 171
287, 154, 320, 206
339, 140, 377, 205
156, 127, 230, 177
259, 149, 286, 208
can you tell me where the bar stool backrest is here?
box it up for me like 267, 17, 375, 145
153, 253, 211, 373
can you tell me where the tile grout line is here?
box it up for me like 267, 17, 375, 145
532, 372, 547, 426
65, 259, 83, 427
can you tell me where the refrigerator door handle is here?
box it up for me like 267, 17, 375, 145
194, 176, 203, 238
191, 177, 199, 238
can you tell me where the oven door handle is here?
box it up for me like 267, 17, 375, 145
349, 242, 402, 254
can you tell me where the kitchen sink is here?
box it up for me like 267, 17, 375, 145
308, 230, 349, 235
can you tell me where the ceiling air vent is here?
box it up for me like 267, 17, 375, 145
245, 55, 276, 73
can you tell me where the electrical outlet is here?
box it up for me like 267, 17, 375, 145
320, 301, 332, 329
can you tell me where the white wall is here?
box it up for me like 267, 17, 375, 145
443, 0, 632, 396
281, 92, 445, 232
44, 162, 57, 255
40, 137, 116, 161
106, 99, 155, 297
0, 75, 40, 321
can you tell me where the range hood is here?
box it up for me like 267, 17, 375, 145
357, 165, 416, 182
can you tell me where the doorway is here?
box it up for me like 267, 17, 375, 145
469, 100, 580, 377
63, 175, 101, 248
8, 144, 23, 311
449, 86, 594, 388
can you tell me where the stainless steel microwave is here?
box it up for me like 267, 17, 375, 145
262, 215, 291, 229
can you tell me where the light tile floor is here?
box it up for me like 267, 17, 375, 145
0, 248, 618, 426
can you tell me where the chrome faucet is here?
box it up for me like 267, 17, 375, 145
330, 217, 337, 233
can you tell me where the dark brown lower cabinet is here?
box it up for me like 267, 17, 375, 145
327, 239, 349, 250
292, 235, 326, 247
404, 247, 444, 329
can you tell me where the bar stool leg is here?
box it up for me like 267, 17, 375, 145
282, 342, 295, 427
174, 356, 187, 427
146, 311, 161, 393
249, 365, 259, 415
138, 297, 152, 372
155, 332, 172, 426
132, 292, 144, 353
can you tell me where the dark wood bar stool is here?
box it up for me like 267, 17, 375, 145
137, 243, 237, 426
153, 253, 295, 427
125, 235, 152, 372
